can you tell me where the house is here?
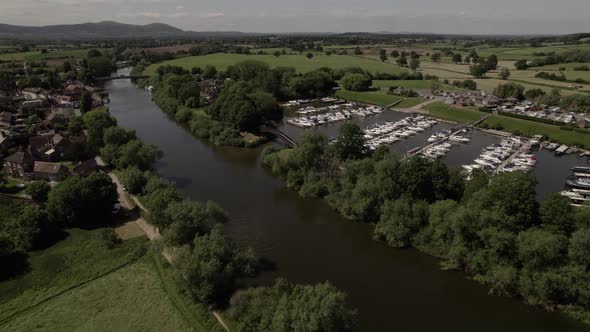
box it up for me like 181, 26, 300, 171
22, 87, 46, 100
29, 133, 70, 161
73, 158, 101, 177
3, 150, 35, 177
33, 161, 68, 181
0, 134, 11, 156
20, 99, 47, 114
0, 112, 13, 129
57, 94, 80, 107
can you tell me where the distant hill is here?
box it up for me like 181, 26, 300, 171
0, 21, 248, 40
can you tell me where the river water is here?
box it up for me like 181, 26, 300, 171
105, 69, 589, 331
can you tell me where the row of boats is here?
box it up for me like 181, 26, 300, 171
287, 105, 385, 128
363, 116, 438, 150
562, 167, 590, 207
462, 138, 537, 175
420, 129, 471, 160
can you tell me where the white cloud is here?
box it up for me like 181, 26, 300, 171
199, 12, 224, 18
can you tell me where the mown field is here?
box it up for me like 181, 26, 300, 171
481, 115, 590, 149
423, 102, 487, 123
371, 79, 460, 91
144, 53, 409, 76
335, 89, 424, 108
0, 228, 221, 331
0, 49, 108, 62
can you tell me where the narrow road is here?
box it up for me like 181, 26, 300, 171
108, 171, 230, 331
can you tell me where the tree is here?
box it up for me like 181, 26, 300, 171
121, 166, 148, 194
354, 47, 363, 55
409, 58, 420, 70
391, 50, 400, 58
524, 89, 546, 101
568, 228, 590, 268
46, 174, 118, 227
379, 53, 388, 62
539, 193, 575, 235
306, 52, 314, 59
515, 59, 529, 70
62, 61, 72, 72
541, 88, 561, 106
25, 181, 50, 203
174, 225, 256, 304
493, 82, 525, 99
83, 109, 117, 152
202, 65, 217, 79
452, 54, 463, 64
332, 123, 367, 161
430, 53, 442, 62
273, 51, 281, 57
374, 197, 428, 247
340, 73, 372, 91
517, 229, 567, 269
396, 55, 408, 67
469, 64, 488, 78
482, 54, 498, 71
87, 49, 102, 58
103, 127, 136, 147
162, 200, 223, 246
499, 68, 511, 80
115, 140, 161, 171
228, 278, 356, 332
86, 56, 114, 78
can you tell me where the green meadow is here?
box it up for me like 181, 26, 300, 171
144, 53, 409, 76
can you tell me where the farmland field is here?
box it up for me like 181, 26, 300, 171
423, 102, 487, 123
335, 89, 404, 106
144, 53, 409, 76
0, 49, 108, 62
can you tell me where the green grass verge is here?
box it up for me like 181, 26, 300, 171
481, 115, 590, 149
372, 79, 461, 91
423, 102, 487, 123
335, 90, 404, 106
144, 53, 408, 76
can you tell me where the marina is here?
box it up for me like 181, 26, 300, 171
287, 102, 385, 128
362, 116, 437, 150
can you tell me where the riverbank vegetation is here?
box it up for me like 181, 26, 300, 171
262, 124, 590, 325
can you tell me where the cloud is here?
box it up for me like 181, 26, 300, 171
139, 12, 161, 19
199, 12, 224, 18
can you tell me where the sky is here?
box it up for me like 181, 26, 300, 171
1, 0, 589, 34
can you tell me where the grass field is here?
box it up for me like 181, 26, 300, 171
335, 89, 403, 106
1, 256, 195, 332
0, 228, 222, 331
481, 115, 590, 149
0, 49, 108, 62
144, 53, 409, 76
372, 79, 459, 91
423, 102, 487, 123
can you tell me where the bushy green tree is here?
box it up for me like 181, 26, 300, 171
228, 278, 356, 332
25, 181, 50, 203
340, 73, 371, 91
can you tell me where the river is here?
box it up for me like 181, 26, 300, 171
105, 69, 589, 331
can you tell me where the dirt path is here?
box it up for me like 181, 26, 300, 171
108, 171, 230, 331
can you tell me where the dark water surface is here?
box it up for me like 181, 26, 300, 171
105, 70, 589, 332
